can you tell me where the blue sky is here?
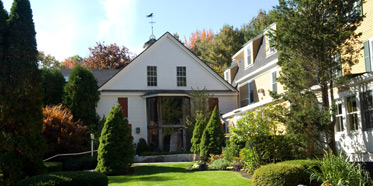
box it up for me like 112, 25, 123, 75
2, 0, 278, 61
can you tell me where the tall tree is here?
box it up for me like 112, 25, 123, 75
273, 0, 363, 154
61, 55, 83, 69
204, 25, 245, 76
83, 42, 131, 69
240, 10, 276, 42
63, 65, 100, 127
185, 29, 214, 57
38, 51, 61, 69
41, 68, 65, 106
95, 104, 135, 175
190, 112, 207, 155
0, 0, 46, 185
0, 1, 7, 60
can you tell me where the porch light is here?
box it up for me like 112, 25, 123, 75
136, 127, 140, 134
258, 88, 265, 94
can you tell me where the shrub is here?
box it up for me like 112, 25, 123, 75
240, 147, 260, 173
310, 151, 373, 186
63, 155, 97, 171
63, 64, 100, 127
16, 171, 108, 186
223, 140, 240, 162
253, 163, 308, 186
41, 68, 65, 106
200, 107, 225, 157
42, 104, 88, 157
190, 113, 207, 155
136, 138, 150, 155
278, 159, 320, 170
44, 162, 63, 173
208, 158, 231, 170
95, 104, 135, 175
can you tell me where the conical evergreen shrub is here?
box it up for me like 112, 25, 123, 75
136, 138, 149, 155
0, 0, 46, 185
190, 112, 207, 155
200, 106, 225, 157
95, 104, 135, 175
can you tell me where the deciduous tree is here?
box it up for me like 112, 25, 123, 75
38, 51, 61, 69
61, 55, 83, 69
272, 0, 364, 154
83, 42, 131, 69
42, 105, 88, 158
0, 0, 46, 184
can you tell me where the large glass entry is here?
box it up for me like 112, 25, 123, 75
146, 96, 190, 152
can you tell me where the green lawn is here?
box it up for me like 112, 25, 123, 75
109, 162, 252, 186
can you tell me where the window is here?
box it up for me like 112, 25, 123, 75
147, 66, 157, 86
364, 39, 373, 72
360, 90, 373, 130
335, 102, 344, 132
333, 53, 342, 78
239, 82, 254, 107
224, 70, 230, 83
246, 45, 252, 66
272, 71, 277, 92
353, 0, 363, 17
177, 66, 186, 86
347, 96, 359, 131
267, 35, 275, 55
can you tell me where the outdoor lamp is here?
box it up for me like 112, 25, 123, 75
136, 127, 140, 134
90, 133, 94, 140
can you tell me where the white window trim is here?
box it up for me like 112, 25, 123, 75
245, 44, 253, 69
335, 100, 345, 133
369, 38, 373, 69
271, 70, 277, 92
346, 95, 359, 132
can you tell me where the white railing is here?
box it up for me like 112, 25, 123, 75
43, 150, 97, 162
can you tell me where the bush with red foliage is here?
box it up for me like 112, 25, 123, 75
42, 104, 88, 157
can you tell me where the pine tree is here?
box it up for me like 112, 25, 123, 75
41, 68, 65, 106
95, 104, 135, 175
272, 0, 364, 154
190, 112, 207, 155
63, 64, 100, 127
199, 106, 225, 157
0, 0, 46, 185
0, 1, 7, 59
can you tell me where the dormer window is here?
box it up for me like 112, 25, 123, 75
224, 70, 230, 83
267, 35, 275, 55
246, 45, 252, 67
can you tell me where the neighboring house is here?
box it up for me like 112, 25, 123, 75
222, 23, 283, 129
96, 32, 238, 152
331, 0, 373, 162
222, 1, 373, 163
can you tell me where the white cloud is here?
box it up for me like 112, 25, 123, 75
98, 0, 136, 46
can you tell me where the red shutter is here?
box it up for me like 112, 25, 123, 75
209, 98, 219, 112
118, 97, 128, 117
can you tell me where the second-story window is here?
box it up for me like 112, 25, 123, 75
147, 66, 157, 86
177, 66, 186, 86
272, 71, 277, 92
247, 45, 252, 66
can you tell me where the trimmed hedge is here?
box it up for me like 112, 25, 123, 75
44, 162, 63, 173
253, 163, 308, 186
278, 159, 320, 170
63, 155, 97, 171
16, 171, 108, 186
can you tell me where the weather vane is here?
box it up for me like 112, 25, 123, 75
146, 13, 155, 39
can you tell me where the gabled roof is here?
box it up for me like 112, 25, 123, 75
99, 32, 237, 92
61, 69, 120, 87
